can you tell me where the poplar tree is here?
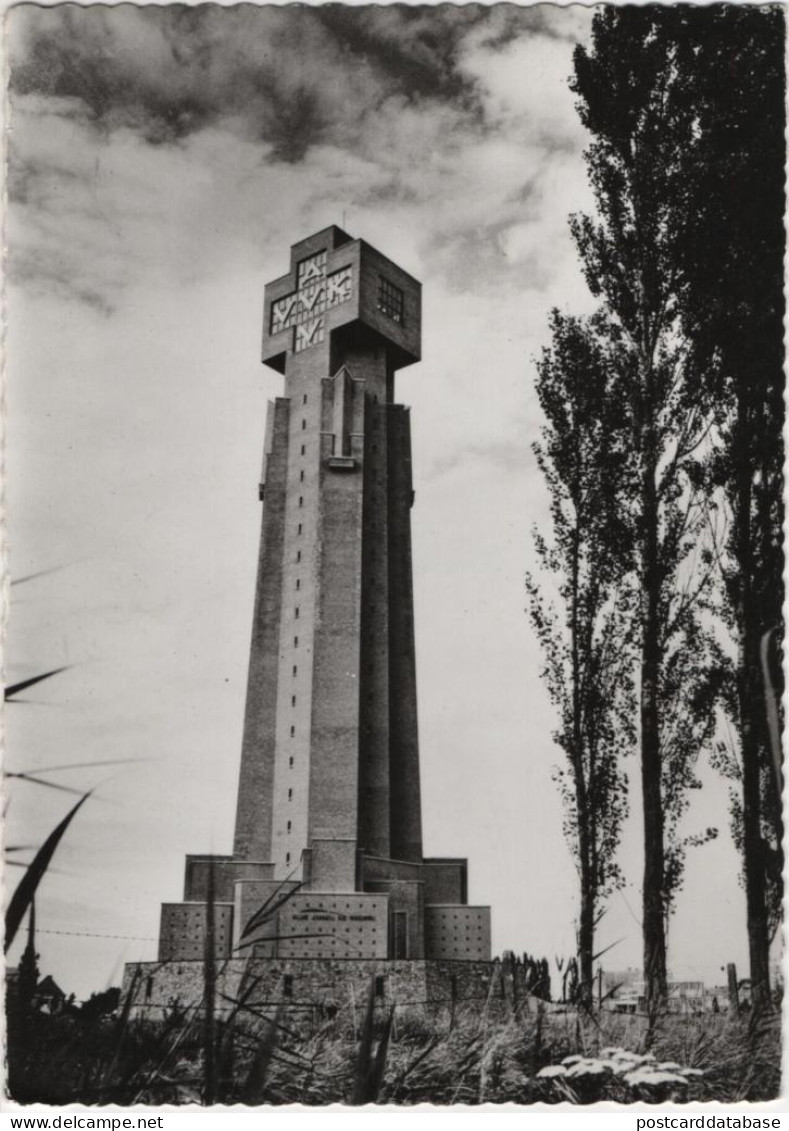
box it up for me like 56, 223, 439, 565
678, 6, 785, 1012
527, 312, 633, 1004
569, 7, 719, 1012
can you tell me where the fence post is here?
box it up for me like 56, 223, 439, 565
727, 963, 740, 1016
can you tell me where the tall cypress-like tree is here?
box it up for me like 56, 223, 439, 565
678, 7, 785, 1012
527, 311, 634, 1004
569, 8, 720, 1011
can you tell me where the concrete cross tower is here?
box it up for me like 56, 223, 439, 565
141, 228, 491, 986
234, 226, 424, 888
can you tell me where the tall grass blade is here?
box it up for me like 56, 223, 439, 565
100, 966, 141, 1091
350, 977, 393, 1105
201, 859, 217, 1105
5, 792, 90, 951
239, 1006, 282, 1104
368, 1005, 395, 1102
7, 758, 151, 775
239, 874, 302, 941
5, 773, 87, 796
591, 936, 625, 963
5, 668, 69, 700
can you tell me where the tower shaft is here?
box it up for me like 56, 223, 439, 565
148, 226, 490, 969
233, 322, 423, 885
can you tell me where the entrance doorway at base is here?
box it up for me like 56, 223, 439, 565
392, 911, 408, 959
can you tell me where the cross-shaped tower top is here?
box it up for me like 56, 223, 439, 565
262, 225, 421, 374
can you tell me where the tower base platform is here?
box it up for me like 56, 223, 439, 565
122, 958, 527, 1024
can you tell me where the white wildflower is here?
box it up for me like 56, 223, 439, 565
566, 1060, 609, 1078
537, 1065, 567, 1078
625, 1069, 689, 1088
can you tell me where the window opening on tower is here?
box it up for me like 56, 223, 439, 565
377, 276, 404, 324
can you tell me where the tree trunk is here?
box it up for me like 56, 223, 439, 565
736, 401, 771, 1013
640, 427, 668, 1014
578, 866, 595, 1009
570, 518, 595, 1009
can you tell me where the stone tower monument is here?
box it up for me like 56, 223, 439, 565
126, 228, 491, 1012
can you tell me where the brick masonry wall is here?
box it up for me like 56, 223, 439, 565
423, 859, 467, 905
424, 906, 492, 961
158, 902, 234, 962
269, 342, 330, 878
307, 372, 364, 867
184, 857, 274, 903
387, 406, 423, 862
123, 957, 507, 1022
278, 892, 387, 959
359, 393, 392, 858
233, 397, 290, 863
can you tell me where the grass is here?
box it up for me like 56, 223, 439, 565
3, 790, 780, 1106
7, 989, 781, 1106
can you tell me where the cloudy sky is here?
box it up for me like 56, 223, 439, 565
5, 3, 750, 1000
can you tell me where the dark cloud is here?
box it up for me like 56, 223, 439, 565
6, 4, 590, 308
8, 243, 117, 314
9, 5, 469, 151
8, 4, 559, 156
313, 5, 486, 109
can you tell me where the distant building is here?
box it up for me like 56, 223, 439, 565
601, 969, 732, 1014
6, 968, 67, 1015
34, 975, 67, 1015
667, 980, 704, 1014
